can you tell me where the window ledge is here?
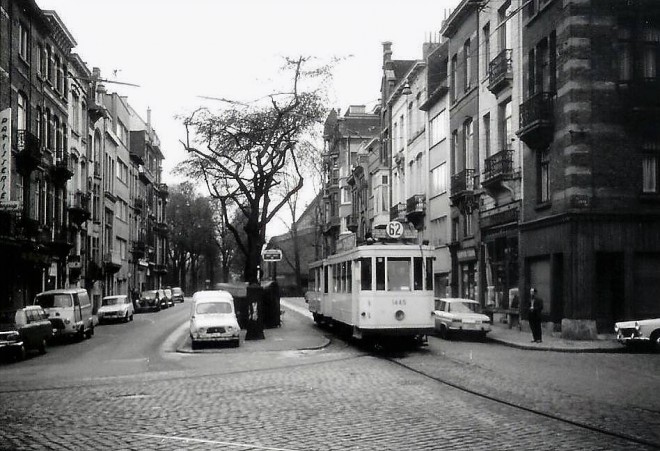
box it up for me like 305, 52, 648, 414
534, 201, 552, 211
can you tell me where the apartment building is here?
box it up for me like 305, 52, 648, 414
517, 0, 660, 335
0, 1, 168, 311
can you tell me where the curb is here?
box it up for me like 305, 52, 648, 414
487, 336, 624, 353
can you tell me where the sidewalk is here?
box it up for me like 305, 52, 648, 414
487, 322, 624, 353
176, 300, 330, 354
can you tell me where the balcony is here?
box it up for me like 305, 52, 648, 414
16, 130, 42, 174
389, 203, 406, 222
347, 214, 358, 232
482, 149, 515, 190
156, 183, 169, 198
488, 49, 513, 94
323, 215, 340, 235
138, 165, 154, 185
132, 240, 147, 258
154, 221, 169, 235
42, 225, 73, 257
103, 250, 122, 274
517, 92, 555, 148
406, 194, 426, 228
450, 169, 479, 209
50, 150, 74, 185
133, 197, 144, 213
68, 190, 91, 226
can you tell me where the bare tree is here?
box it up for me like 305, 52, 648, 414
177, 56, 329, 284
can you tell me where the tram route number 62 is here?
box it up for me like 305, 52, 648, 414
387, 221, 403, 238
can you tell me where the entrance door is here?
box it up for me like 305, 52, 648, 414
595, 252, 624, 332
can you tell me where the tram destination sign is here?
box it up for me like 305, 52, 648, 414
372, 223, 418, 240
262, 249, 282, 262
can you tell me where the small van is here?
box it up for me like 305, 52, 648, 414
34, 288, 95, 340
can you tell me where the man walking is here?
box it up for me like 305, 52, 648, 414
529, 288, 544, 343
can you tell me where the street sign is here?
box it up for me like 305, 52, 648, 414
0, 200, 21, 212
262, 249, 282, 262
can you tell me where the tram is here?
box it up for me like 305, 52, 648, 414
307, 243, 436, 342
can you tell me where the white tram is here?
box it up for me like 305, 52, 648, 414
307, 243, 436, 341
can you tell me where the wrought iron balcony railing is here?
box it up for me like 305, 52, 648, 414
483, 149, 514, 183
450, 169, 477, 197
488, 49, 513, 93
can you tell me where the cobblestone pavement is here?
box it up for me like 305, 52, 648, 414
0, 298, 657, 450
0, 351, 649, 450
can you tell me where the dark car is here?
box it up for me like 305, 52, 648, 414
171, 287, 184, 303
0, 306, 53, 361
137, 290, 161, 312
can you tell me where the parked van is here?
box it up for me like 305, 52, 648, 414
34, 288, 95, 340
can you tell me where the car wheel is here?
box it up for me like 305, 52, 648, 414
85, 325, 94, 339
191, 340, 198, 350
15, 344, 26, 361
232, 339, 240, 348
130, 314, 134, 322
651, 331, 660, 353
440, 325, 451, 340
38, 338, 47, 355
77, 326, 85, 341
124, 312, 129, 323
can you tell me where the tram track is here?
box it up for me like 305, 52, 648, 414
381, 351, 660, 450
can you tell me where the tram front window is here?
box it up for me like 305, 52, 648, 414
387, 257, 411, 291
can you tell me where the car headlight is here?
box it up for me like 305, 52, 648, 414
198, 328, 206, 334
614, 324, 619, 332
635, 322, 640, 331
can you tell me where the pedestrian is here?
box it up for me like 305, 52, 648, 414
529, 288, 544, 343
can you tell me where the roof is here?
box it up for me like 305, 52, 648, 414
103, 295, 128, 299
437, 298, 479, 303
36, 288, 86, 295
192, 290, 234, 302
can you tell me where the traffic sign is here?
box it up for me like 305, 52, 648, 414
262, 249, 282, 262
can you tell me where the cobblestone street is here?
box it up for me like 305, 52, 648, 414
1, 299, 658, 450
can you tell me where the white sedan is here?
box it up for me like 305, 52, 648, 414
433, 298, 491, 340
189, 291, 241, 349
614, 318, 660, 351
98, 295, 134, 323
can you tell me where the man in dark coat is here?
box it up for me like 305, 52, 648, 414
529, 288, 544, 343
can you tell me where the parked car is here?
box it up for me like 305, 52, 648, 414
98, 295, 134, 324
156, 289, 169, 310
433, 298, 491, 340
0, 306, 53, 361
171, 287, 184, 303
189, 290, 240, 349
34, 288, 94, 340
615, 318, 660, 350
137, 290, 161, 312
163, 288, 174, 307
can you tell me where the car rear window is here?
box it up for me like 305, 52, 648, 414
196, 302, 233, 315
35, 294, 73, 308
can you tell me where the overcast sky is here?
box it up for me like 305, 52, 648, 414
36, 0, 460, 235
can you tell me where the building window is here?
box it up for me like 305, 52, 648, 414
18, 23, 29, 61
451, 54, 458, 102
463, 212, 473, 237
500, 99, 513, 150
463, 118, 474, 170
430, 216, 447, 247
17, 92, 28, 131
451, 130, 458, 174
642, 155, 658, 193
499, 1, 513, 51
483, 113, 491, 158
539, 149, 550, 202
463, 39, 471, 91
452, 217, 459, 242
483, 23, 491, 74
431, 162, 447, 195
429, 110, 446, 147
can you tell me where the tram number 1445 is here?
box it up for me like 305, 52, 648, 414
392, 299, 407, 306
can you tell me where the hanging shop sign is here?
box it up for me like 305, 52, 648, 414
0, 108, 11, 203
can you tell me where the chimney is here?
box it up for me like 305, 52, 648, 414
382, 41, 392, 69
147, 107, 152, 128
347, 105, 366, 116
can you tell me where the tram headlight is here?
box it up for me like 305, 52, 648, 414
395, 310, 405, 321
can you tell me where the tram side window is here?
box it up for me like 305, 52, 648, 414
324, 266, 329, 294
414, 257, 423, 290
334, 264, 339, 293
341, 262, 346, 293
376, 257, 385, 291
426, 257, 433, 291
347, 261, 352, 293
308, 269, 314, 291
388, 257, 411, 291
360, 257, 372, 290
